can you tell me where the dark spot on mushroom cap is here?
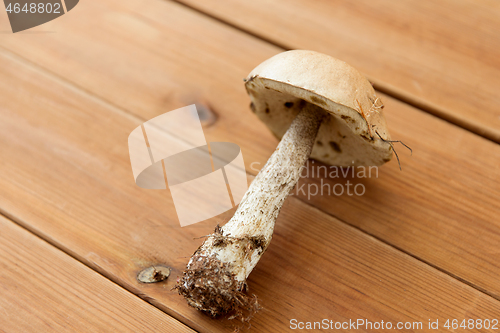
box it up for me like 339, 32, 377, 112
329, 141, 342, 153
340, 115, 356, 123
264, 86, 281, 93
361, 134, 373, 142
265, 103, 270, 114
310, 95, 326, 105
298, 99, 307, 109
317, 140, 323, 146
250, 102, 256, 113
284, 102, 294, 108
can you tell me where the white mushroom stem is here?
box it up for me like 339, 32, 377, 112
176, 104, 326, 317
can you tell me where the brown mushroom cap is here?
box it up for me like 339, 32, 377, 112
245, 50, 393, 166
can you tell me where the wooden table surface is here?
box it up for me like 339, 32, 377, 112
0, 0, 499, 332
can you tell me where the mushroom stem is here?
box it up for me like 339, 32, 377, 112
176, 104, 326, 317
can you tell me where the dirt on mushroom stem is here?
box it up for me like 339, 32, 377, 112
175, 103, 327, 320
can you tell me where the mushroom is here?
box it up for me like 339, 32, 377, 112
175, 50, 393, 318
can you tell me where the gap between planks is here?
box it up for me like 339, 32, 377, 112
0, 211, 197, 333
307, 202, 500, 303
0, 209, 203, 333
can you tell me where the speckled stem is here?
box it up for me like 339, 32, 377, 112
176, 104, 326, 317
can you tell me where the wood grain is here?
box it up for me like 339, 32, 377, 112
175, 0, 500, 143
0, 215, 194, 333
1, 52, 500, 331
0, 0, 499, 331
0, 0, 499, 301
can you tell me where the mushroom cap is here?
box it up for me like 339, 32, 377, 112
245, 50, 392, 166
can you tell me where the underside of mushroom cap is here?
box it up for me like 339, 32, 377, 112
245, 50, 393, 166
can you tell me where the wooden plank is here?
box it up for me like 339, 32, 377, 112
0, 215, 195, 333
174, 0, 500, 143
1, 55, 500, 332
0, 25, 499, 333
0, 0, 499, 331
0, 0, 499, 301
